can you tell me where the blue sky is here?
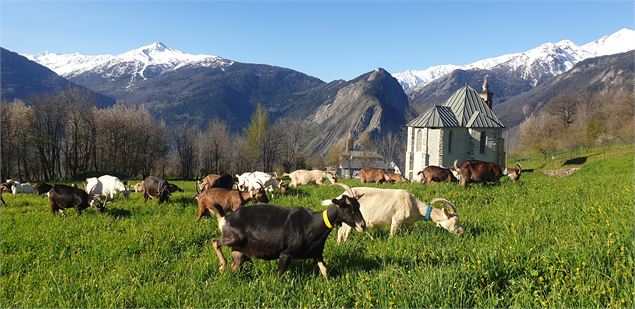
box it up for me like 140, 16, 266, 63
1, 0, 633, 82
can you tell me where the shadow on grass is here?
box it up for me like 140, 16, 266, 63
106, 207, 131, 218
563, 156, 588, 165
283, 188, 310, 198
170, 196, 198, 206
329, 254, 384, 277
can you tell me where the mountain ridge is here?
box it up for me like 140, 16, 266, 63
394, 28, 635, 90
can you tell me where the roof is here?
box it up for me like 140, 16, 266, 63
340, 151, 384, 159
339, 160, 387, 170
407, 106, 459, 127
444, 85, 504, 128
408, 85, 504, 129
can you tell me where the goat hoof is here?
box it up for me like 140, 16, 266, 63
218, 265, 226, 273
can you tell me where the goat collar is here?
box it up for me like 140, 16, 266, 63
322, 210, 334, 229
424, 206, 433, 222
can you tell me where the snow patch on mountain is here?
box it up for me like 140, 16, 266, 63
395, 28, 635, 89
24, 41, 233, 84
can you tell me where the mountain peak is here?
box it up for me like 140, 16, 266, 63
23, 42, 231, 81
395, 28, 635, 90
136, 41, 168, 52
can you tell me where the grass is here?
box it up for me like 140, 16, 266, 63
1, 147, 633, 307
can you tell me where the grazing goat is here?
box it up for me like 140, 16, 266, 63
5, 180, 38, 195
32, 182, 53, 195
455, 160, 521, 187
143, 176, 171, 203
211, 183, 366, 277
359, 168, 392, 184
195, 186, 268, 222
418, 166, 458, 184
199, 173, 235, 191
48, 184, 104, 215
168, 184, 183, 193
323, 187, 464, 244
132, 182, 144, 193
242, 172, 283, 196
283, 169, 337, 188
86, 175, 130, 200
385, 172, 408, 183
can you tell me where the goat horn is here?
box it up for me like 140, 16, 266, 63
331, 183, 355, 198
430, 198, 456, 214
453, 160, 458, 170
195, 181, 200, 194
516, 163, 522, 173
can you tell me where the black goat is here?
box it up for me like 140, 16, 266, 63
211, 183, 366, 277
48, 184, 104, 215
143, 176, 170, 204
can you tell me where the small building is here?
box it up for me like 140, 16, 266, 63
404, 78, 506, 180
338, 150, 388, 179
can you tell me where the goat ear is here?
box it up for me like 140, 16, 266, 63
331, 198, 341, 207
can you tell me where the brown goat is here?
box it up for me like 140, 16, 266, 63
195, 187, 268, 221
385, 172, 408, 183
418, 166, 458, 184
359, 168, 392, 184
199, 173, 235, 191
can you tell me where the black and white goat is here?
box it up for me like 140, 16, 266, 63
210, 183, 366, 277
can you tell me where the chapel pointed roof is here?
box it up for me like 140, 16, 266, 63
407, 85, 504, 128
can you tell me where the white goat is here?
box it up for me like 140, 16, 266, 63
323, 187, 464, 244
6, 179, 38, 195
283, 169, 337, 188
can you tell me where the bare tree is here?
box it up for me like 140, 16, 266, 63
94, 103, 167, 178
29, 92, 69, 180
62, 88, 98, 178
548, 95, 578, 129
273, 117, 308, 172
1, 100, 35, 180
198, 119, 231, 175
227, 134, 249, 175
0, 101, 14, 180
372, 131, 405, 167
519, 113, 559, 159
173, 124, 199, 179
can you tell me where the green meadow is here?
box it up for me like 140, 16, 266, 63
1, 147, 633, 307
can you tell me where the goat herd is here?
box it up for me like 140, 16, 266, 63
1, 159, 521, 277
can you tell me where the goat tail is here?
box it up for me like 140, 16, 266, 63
417, 170, 423, 175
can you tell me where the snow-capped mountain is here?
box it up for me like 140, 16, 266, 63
395, 28, 635, 89
24, 42, 232, 88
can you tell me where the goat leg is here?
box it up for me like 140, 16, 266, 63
231, 251, 247, 271
277, 254, 291, 276
315, 258, 329, 278
211, 239, 227, 272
